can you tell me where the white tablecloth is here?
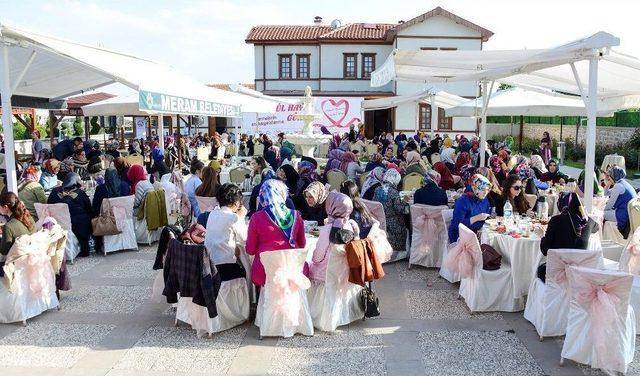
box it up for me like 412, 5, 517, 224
220, 168, 231, 185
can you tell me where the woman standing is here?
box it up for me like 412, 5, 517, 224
17, 165, 47, 222
31, 130, 45, 165
276, 164, 299, 196
603, 166, 638, 237
246, 179, 306, 287
540, 132, 552, 165
0, 192, 36, 257
374, 169, 407, 259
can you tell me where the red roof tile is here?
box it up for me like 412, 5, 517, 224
319, 23, 396, 41
66, 92, 115, 108
246, 25, 333, 43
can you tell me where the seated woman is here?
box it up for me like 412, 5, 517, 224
530, 154, 547, 179
414, 170, 448, 207
440, 138, 457, 172
540, 159, 568, 185
128, 164, 154, 211
365, 153, 384, 172
276, 164, 299, 197
454, 152, 472, 176
449, 174, 491, 244
433, 162, 457, 190
340, 180, 376, 238
489, 150, 510, 185
309, 192, 359, 282
71, 149, 89, 180
246, 179, 306, 287
404, 150, 426, 176
148, 148, 170, 183
17, 165, 47, 222
603, 166, 638, 238
195, 166, 219, 198
494, 174, 533, 216
48, 173, 93, 256
114, 157, 132, 187
340, 151, 363, 180
40, 159, 60, 192
361, 167, 384, 200
475, 166, 502, 209
184, 160, 204, 217
250, 156, 269, 187
577, 167, 604, 198
0, 192, 36, 258
302, 181, 329, 225
535, 192, 599, 282
374, 169, 408, 260
92, 168, 129, 215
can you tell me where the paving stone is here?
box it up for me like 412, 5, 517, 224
61, 285, 151, 314
67, 256, 104, 277
406, 289, 503, 320
104, 259, 156, 279
394, 262, 441, 284
0, 322, 114, 368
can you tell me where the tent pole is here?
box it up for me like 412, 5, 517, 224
429, 93, 437, 138
583, 55, 598, 212
157, 114, 164, 151
1, 44, 18, 193
479, 80, 489, 167
518, 115, 524, 151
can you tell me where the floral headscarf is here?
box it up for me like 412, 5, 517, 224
489, 154, 503, 175
470, 174, 491, 199
339, 152, 357, 173
303, 181, 328, 208
20, 165, 40, 184
514, 163, 534, 180
423, 169, 441, 187
298, 160, 319, 182
361, 167, 385, 197
43, 159, 60, 175
258, 179, 297, 246
607, 165, 626, 183
375, 169, 401, 203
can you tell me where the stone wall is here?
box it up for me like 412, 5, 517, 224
486, 123, 638, 146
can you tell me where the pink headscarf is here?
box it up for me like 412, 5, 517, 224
325, 192, 353, 229
339, 152, 357, 173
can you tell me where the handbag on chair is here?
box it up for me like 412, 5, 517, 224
360, 282, 380, 319
480, 244, 502, 271
91, 200, 121, 236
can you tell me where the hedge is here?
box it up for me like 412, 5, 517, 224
487, 112, 640, 128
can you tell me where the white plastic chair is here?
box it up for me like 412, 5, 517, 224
254, 249, 314, 338
102, 196, 137, 255
438, 209, 459, 283
452, 224, 524, 312
0, 230, 60, 324
561, 266, 635, 374
308, 245, 364, 332
523, 249, 602, 339
253, 143, 264, 156
616, 227, 640, 328
34, 203, 80, 263
326, 169, 347, 192
195, 196, 219, 214
229, 167, 251, 185
362, 199, 386, 232
176, 277, 249, 336
409, 204, 449, 268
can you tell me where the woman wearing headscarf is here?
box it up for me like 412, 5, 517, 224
489, 149, 510, 185
302, 181, 329, 225
530, 154, 547, 179
340, 180, 376, 239
264, 146, 280, 171
17, 165, 47, 222
454, 151, 472, 175
31, 130, 45, 165
294, 160, 319, 208
433, 162, 456, 190
48, 172, 93, 256
276, 164, 299, 195
374, 169, 407, 258
127, 164, 154, 211
337, 151, 358, 178
440, 138, 457, 172
148, 147, 170, 182
404, 150, 426, 176
249, 168, 295, 217
0, 192, 36, 257
577, 167, 603, 198
535, 192, 599, 282
603, 165, 637, 237
92, 168, 128, 215
361, 167, 385, 200
540, 159, 568, 185
114, 157, 132, 187
309, 192, 359, 282
40, 159, 60, 192
540, 131, 552, 165
476, 166, 502, 209
414, 170, 448, 206
246, 179, 306, 286
279, 145, 294, 166
423, 138, 440, 164
365, 153, 384, 172
449, 174, 491, 243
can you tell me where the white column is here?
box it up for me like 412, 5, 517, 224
157, 114, 164, 151
429, 94, 437, 138
479, 80, 488, 167
583, 56, 598, 212
1, 45, 18, 193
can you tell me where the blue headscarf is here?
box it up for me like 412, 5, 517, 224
258, 179, 296, 246
608, 165, 626, 183
151, 147, 164, 162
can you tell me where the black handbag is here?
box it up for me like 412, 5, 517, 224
360, 282, 380, 319
480, 244, 502, 271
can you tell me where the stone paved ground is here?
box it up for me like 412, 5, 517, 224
0, 245, 636, 375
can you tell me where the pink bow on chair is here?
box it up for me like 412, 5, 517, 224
22, 253, 50, 297
272, 268, 311, 328
415, 210, 441, 252
625, 242, 640, 275
443, 241, 474, 278
573, 275, 629, 372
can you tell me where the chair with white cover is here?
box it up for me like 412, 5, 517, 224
229, 167, 251, 185
523, 249, 602, 339
195, 196, 219, 214
253, 143, 264, 156
326, 169, 347, 192
409, 204, 448, 268
430, 153, 441, 164
617, 227, 640, 328
34, 203, 80, 263
438, 209, 459, 283
628, 198, 640, 235
561, 266, 635, 374
317, 142, 329, 158
362, 199, 386, 232
449, 224, 523, 312
402, 172, 423, 191
308, 244, 364, 332
255, 249, 314, 338
0, 230, 61, 323
103, 195, 137, 255
134, 192, 163, 245
366, 143, 378, 156
176, 276, 250, 336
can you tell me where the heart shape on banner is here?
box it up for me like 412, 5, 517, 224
321, 99, 349, 127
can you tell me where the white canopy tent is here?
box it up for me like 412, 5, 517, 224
0, 24, 248, 191
370, 31, 640, 210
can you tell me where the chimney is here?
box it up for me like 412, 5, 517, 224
398, 20, 405, 24
314, 16, 322, 25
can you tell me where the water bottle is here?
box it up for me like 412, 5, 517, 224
503, 200, 513, 225
88, 238, 96, 254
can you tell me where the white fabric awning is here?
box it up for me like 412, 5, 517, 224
362, 90, 467, 111
445, 87, 639, 117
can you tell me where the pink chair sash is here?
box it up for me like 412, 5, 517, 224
547, 252, 601, 284
443, 242, 474, 278
625, 242, 640, 275
112, 206, 127, 232
414, 208, 443, 252
573, 273, 630, 372
272, 267, 311, 328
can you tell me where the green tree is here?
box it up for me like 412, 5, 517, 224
72, 117, 84, 137
498, 83, 514, 91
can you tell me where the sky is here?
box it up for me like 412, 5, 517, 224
1, 0, 638, 96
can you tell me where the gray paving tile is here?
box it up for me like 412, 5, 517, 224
406, 290, 503, 320
67, 256, 104, 277
61, 285, 151, 314
0, 322, 114, 368
417, 330, 544, 375
394, 263, 441, 284
104, 259, 156, 279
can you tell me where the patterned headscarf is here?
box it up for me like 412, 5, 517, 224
258, 179, 296, 246
375, 169, 401, 203
530, 155, 547, 173
454, 152, 471, 174
326, 192, 353, 229
361, 167, 385, 197
514, 163, 534, 180
607, 165, 626, 182
304, 181, 328, 208
298, 160, 319, 182
470, 174, 491, 199
423, 169, 441, 186
339, 152, 358, 173
20, 164, 40, 184
489, 154, 503, 175
43, 159, 60, 174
